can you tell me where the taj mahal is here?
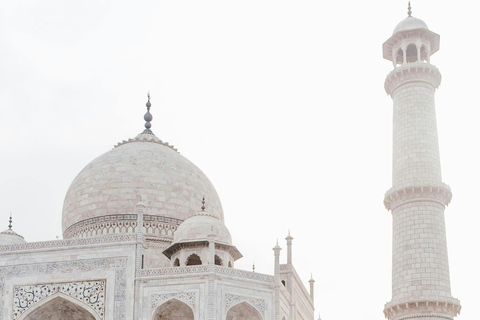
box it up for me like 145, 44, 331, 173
0, 4, 462, 320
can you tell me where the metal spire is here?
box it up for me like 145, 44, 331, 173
407, 1, 412, 17
201, 196, 206, 211
8, 213, 12, 230
142, 92, 153, 134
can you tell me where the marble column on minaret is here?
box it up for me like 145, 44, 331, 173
273, 241, 281, 320
286, 230, 293, 265
309, 274, 315, 302
382, 4, 461, 320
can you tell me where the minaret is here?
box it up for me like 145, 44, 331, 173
382, 4, 461, 320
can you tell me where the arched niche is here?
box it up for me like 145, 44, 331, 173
18, 293, 100, 320
406, 43, 417, 63
173, 258, 180, 267
214, 254, 223, 266
395, 48, 404, 65
153, 298, 194, 320
186, 254, 202, 266
226, 301, 262, 320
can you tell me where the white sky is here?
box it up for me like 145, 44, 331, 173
1, 1, 479, 319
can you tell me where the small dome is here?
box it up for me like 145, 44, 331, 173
173, 212, 232, 245
393, 16, 429, 34
0, 229, 26, 245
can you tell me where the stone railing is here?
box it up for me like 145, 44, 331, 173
214, 266, 275, 284
140, 265, 209, 277
139, 265, 275, 284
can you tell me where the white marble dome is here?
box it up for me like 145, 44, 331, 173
173, 212, 232, 245
62, 133, 224, 238
393, 16, 428, 34
0, 228, 26, 245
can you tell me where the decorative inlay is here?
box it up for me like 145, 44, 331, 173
225, 293, 265, 317
384, 62, 441, 96
151, 292, 196, 311
140, 265, 209, 277
384, 183, 452, 211
64, 214, 183, 239
13, 280, 106, 320
0, 257, 127, 320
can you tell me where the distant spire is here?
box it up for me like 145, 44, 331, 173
407, 1, 412, 17
142, 92, 153, 134
252, 263, 255, 272
201, 196, 206, 211
8, 213, 12, 230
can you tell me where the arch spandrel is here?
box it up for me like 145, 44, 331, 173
226, 301, 263, 320
18, 293, 101, 320
153, 298, 194, 320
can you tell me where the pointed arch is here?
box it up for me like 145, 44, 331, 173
153, 298, 194, 320
406, 43, 417, 63
395, 48, 404, 65
18, 292, 100, 320
173, 258, 180, 267
186, 253, 202, 266
214, 254, 223, 266
226, 301, 262, 320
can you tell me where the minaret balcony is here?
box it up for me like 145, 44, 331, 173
383, 297, 461, 320
384, 183, 452, 211
384, 62, 441, 96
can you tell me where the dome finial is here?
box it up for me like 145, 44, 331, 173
201, 196, 206, 211
8, 213, 12, 230
407, 1, 412, 17
142, 92, 154, 134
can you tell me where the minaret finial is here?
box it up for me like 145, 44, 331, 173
142, 92, 153, 134
8, 213, 12, 230
252, 262, 255, 272
201, 196, 206, 211
407, 1, 412, 17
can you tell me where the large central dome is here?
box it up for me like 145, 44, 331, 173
62, 125, 223, 239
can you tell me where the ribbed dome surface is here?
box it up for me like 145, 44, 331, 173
393, 16, 429, 34
62, 133, 224, 237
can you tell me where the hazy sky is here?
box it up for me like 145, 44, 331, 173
1, 1, 479, 319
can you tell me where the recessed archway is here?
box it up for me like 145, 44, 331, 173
18, 294, 100, 320
406, 44, 417, 63
153, 298, 194, 320
226, 301, 262, 320
186, 254, 202, 266
214, 254, 223, 266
